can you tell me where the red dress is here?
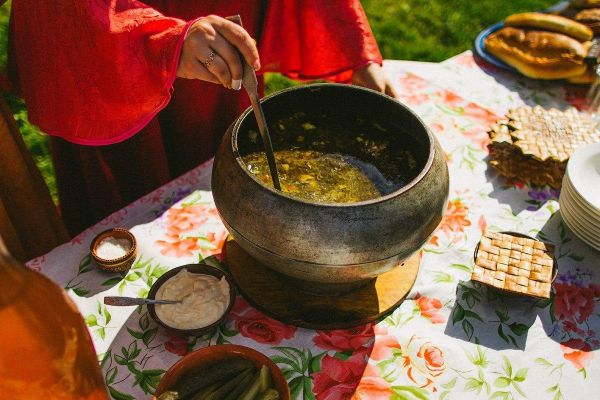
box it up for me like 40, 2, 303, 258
10, 0, 382, 234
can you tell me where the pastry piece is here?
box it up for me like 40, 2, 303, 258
505, 12, 593, 41
487, 106, 600, 188
472, 231, 555, 298
567, 66, 596, 84
485, 27, 588, 79
574, 8, 600, 34
572, 0, 600, 9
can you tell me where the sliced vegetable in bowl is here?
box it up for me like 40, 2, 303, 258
154, 344, 290, 400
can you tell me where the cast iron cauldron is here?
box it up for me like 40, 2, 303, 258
212, 84, 449, 294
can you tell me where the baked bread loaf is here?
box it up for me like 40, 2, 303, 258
567, 67, 596, 83
485, 27, 588, 79
504, 12, 593, 41
574, 8, 600, 34
571, 0, 600, 9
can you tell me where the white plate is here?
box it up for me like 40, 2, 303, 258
561, 181, 600, 229
560, 207, 600, 251
559, 189, 600, 239
563, 174, 600, 219
559, 194, 600, 250
566, 142, 600, 211
560, 187, 600, 230
560, 191, 600, 234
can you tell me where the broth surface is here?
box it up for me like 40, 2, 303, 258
243, 150, 381, 203
240, 112, 420, 203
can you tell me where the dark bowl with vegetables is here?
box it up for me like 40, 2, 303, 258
155, 344, 290, 400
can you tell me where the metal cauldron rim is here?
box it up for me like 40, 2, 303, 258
231, 83, 436, 208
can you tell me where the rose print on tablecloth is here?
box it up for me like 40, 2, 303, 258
395, 73, 431, 106
551, 279, 600, 372
561, 339, 595, 370
230, 297, 296, 344
370, 326, 402, 362
438, 199, 472, 236
163, 332, 190, 356
313, 324, 375, 352
311, 349, 369, 400
351, 363, 392, 400
371, 326, 445, 393
554, 283, 600, 324
402, 335, 445, 391
155, 202, 227, 258
414, 293, 445, 324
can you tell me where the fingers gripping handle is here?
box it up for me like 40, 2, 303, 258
226, 15, 258, 93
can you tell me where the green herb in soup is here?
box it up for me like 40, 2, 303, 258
243, 150, 381, 203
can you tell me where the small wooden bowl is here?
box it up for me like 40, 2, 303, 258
147, 264, 235, 337
90, 228, 137, 273
155, 344, 290, 400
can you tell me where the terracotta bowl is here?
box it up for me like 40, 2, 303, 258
147, 264, 235, 337
155, 344, 290, 399
90, 228, 137, 273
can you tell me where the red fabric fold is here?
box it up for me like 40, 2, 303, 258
260, 0, 383, 82
11, 0, 189, 145
11, 0, 382, 146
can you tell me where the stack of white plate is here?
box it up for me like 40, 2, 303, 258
559, 142, 600, 251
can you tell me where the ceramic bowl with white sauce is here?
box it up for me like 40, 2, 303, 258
147, 264, 236, 336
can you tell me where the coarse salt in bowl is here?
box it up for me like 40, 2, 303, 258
95, 236, 132, 259
90, 228, 137, 272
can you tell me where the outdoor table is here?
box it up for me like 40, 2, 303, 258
31, 51, 600, 399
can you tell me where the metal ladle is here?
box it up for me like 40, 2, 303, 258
227, 15, 281, 190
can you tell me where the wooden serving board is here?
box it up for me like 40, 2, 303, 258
224, 238, 421, 330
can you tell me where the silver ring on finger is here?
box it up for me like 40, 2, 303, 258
201, 50, 216, 69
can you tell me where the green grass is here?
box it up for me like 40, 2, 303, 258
361, 0, 556, 62
1, 0, 555, 203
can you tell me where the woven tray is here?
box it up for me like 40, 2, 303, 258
472, 231, 556, 299
488, 106, 600, 188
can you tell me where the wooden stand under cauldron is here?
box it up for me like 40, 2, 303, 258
225, 237, 420, 330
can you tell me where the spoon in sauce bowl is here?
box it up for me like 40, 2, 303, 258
103, 296, 181, 306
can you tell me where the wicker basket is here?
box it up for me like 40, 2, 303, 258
472, 230, 557, 299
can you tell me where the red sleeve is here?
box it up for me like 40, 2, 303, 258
259, 0, 382, 83
11, 0, 194, 145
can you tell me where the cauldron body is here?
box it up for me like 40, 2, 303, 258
212, 84, 449, 294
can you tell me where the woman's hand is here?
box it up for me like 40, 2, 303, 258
352, 63, 399, 99
176, 15, 260, 90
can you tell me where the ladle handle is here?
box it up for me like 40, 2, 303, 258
226, 15, 259, 93
226, 15, 282, 191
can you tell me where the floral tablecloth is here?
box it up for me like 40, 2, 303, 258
31, 52, 599, 400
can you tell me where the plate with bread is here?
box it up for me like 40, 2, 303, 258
474, 0, 600, 83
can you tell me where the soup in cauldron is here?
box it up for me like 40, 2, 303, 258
240, 112, 419, 204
